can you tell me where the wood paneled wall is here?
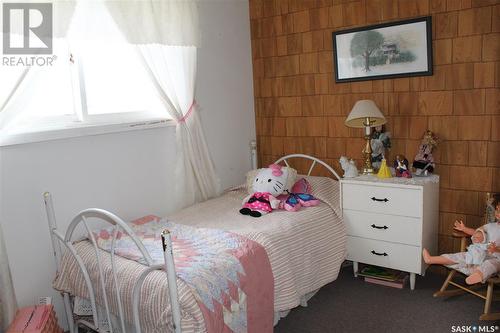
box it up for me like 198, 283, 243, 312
249, 0, 500, 254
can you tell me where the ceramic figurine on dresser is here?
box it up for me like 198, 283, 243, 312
340, 173, 440, 290
394, 155, 411, 178
370, 125, 391, 170
413, 130, 438, 176
377, 158, 392, 179
340, 156, 359, 178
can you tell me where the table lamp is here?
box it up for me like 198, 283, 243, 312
345, 100, 387, 175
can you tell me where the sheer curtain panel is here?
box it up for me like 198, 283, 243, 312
106, 0, 220, 208
0, 1, 76, 124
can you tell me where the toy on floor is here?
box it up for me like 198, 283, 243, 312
340, 156, 359, 178
413, 130, 438, 176
7, 304, 63, 333
279, 178, 319, 212
240, 164, 294, 218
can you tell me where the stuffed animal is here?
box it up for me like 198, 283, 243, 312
279, 178, 320, 212
240, 164, 296, 217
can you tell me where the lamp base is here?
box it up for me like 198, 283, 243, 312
362, 133, 374, 175
362, 167, 374, 175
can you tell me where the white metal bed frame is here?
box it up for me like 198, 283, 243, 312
44, 195, 182, 333
274, 153, 341, 181
44, 150, 340, 333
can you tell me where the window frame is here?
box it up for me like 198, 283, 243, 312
0, 115, 174, 147
0, 46, 173, 147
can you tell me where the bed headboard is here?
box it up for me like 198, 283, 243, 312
274, 154, 341, 181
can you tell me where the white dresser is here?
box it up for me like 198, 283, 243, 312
340, 174, 439, 290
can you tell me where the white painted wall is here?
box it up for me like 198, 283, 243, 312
197, 0, 255, 189
0, 0, 255, 325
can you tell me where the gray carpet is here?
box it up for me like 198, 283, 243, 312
274, 266, 500, 333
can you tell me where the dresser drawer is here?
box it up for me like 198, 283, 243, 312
342, 183, 422, 218
344, 210, 422, 246
346, 236, 421, 273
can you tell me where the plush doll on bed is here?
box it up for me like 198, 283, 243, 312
240, 164, 296, 217
279, 178, 320, 212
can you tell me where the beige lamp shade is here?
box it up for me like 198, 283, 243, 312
345, 100, 387, 128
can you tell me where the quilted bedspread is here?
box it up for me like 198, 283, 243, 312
93, 216, 274, 333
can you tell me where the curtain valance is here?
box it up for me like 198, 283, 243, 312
105, 0, 200, 47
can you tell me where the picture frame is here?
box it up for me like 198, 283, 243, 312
332, 16, 433, 83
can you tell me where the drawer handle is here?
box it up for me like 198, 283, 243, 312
371, 224, 388, 230
371, 197, 389, 202
371, 250, 388, 256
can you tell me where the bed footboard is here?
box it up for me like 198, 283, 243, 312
43, 192, 182, 333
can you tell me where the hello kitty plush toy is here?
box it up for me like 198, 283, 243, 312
240, 164, 296, 218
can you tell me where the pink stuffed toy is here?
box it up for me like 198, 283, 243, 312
279, 178, 320, 212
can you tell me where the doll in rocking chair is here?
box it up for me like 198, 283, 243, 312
423, 198, 500, 285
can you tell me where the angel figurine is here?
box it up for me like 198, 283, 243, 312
371, 125, 391, 170
340, 156, 359, 178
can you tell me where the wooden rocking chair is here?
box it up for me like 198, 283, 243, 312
433, 230, 500, 321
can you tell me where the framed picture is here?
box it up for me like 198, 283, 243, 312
332, 16, 433, 83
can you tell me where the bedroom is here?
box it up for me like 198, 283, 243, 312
0, 0, 499, 332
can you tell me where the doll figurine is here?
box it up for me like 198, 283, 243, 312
423, 215, 500, 285
371, 125, 391, 170
486, 193, 500, 224
393, 155, 411, 178
240, 164, 294, 217
465, 229, 489, 265
413, 130, 438, 176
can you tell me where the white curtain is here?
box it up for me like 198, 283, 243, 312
104, 0, 199, 46
0, 2, 76, 328
106, 1, 220, 208
0, 0, 77, 116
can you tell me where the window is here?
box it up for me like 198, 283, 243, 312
0, 0, 170, 145
1, 40, 78, 132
